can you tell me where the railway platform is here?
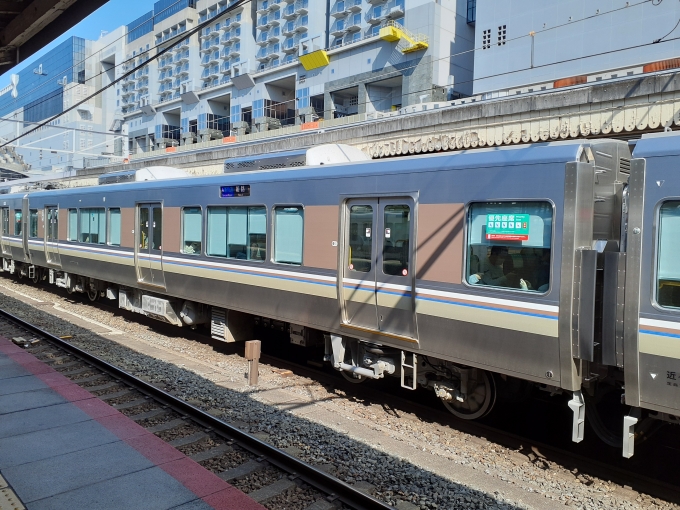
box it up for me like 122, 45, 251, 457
0, 335, 264, 510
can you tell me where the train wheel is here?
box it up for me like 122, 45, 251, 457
441, 370, 496, 420
31, 270, 40, 284
87, 287, 99, 302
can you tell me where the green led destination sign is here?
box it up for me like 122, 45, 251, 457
486, 213, 529, 241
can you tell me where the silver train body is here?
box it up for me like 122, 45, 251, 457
0, 134, 678, 457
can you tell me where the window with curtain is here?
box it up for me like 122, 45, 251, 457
207, 206, 266, 260
68, 209, 78, 241
79, 208, 106, 244
108, 208, 121, 246
274, 206, 303, 265
182, 207, 202, 254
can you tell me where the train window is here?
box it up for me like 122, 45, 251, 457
656, 201, 680, 308
152, 207, 162, 250
29, 210, 38, 238
68, 209, 78, 241
79, 208, 106, 244
466, 201, 552, 293
139, 208, 149, 249
207, 206, 266, 261
1, 209, 8, 235
182, 207, 202, 255
108, 208, 121, 246
273, 206, 303, 265
349, 205, 373, 272
383, 205, 410, 276
13, 210, 22, 236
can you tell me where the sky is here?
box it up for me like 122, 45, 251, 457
1, 0, 154, 82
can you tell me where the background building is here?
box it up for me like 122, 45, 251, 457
472, 0, 680, 94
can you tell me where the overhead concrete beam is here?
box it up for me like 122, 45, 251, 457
1, 0, 79, 49
0, 0, 109, 77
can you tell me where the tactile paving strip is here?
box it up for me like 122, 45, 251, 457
0, 475, 25, 510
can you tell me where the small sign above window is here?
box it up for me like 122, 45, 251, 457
485, 213, 529, 241
220, 185, 250, 198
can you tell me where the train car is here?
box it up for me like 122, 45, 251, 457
0, 137, 673, 457
620, 132, 680, 456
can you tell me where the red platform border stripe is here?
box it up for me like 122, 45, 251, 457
0, 335, 265, 510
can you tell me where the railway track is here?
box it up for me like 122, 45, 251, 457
0, 308, 393, 510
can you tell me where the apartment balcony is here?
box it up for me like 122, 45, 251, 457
201, 68, 211, 79
294, 0, 308, 15
256, 1, 270, 15
201, 54, 212, 66
209, 65, 221, 78
386, 1, 405, 18
121, 88, 135, 98
201, 41, 211, 51
282, 3, 295, 18
331, 20, 347, 37
176, 64, 190, 75
257, 16, 272, 29
348, 0, 362, 12
366, 0, 386, 4
227, 44, 241, 58
137, 82, 149, 92
256, 45, 280, 62
282, 21, 295, 35
368, 7, 385, 23
209, 37, 221, 50
221, 62, 231, 74
178, 38, 190, 49
282, 36, 300, 53
268, 27, 281, 42
294, 16, 308, 32
177, 50, 190, 63
331, 0, 349, 17
209, 51, 221, 64
209, 25, 221, 36
347, 13, 362, 31
159, 59, 172, 70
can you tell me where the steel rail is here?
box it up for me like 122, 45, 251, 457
0, 308, 394, 510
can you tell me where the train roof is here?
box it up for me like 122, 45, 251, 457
632, 131, 680, 158
0, 140, 604, 200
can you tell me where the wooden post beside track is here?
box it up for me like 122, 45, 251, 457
245, 340, 261, 386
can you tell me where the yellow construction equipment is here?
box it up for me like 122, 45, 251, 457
379, 21, 428, 54
299, 49, 330, 71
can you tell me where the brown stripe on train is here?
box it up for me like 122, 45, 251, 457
163, 207, 181, 253
37, 210, 44, 239
58, 209, 67, 240
416, 204, 464, 284
303, 205, 339, 270
121, 208, 135, 249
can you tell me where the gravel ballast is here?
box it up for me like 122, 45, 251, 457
0, 277, 676, 510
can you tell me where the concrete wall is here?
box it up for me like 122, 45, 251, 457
473, 0, 680, 94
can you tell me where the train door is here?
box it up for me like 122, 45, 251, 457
0, 208, 10, 256
340, 197, 417, 340
135, 203, 166, 289
21, 196, 30, 260
44, 206, 61, 267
